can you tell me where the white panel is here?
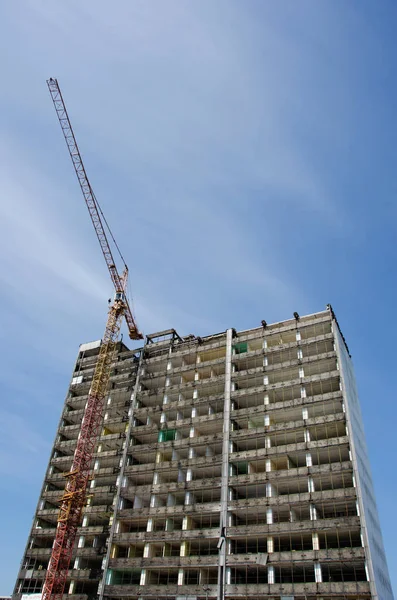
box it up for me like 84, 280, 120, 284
267, 565, 275, 584
79, 340, 101, 352
312, 532, 320, 550
314, 562, 322, 582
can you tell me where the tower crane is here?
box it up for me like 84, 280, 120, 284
42, 78, 143, 600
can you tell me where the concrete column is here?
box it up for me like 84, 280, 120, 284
217, 329, 233, 600
99, 350, 144, 600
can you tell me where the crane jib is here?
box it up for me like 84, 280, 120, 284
46, 78, 142, 340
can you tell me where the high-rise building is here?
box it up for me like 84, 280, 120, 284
13, 306, 393, 600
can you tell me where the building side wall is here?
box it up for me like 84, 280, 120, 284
334, 324, 394, 600
13, 342, 140, 600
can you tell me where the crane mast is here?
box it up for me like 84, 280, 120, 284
42, 79, 143, 600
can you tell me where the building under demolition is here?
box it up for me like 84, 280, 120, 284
13, 307, 394, 600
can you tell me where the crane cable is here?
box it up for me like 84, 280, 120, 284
91, 191, 136, 306
92, 190, 128, 270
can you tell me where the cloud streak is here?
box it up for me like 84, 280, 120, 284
1, 0, 396, 594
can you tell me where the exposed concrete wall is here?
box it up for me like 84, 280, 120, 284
14, 309, 391, 600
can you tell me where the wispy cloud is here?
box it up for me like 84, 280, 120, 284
0, 138, 109, 303
2, 0, 396, 594
0, 409, 50, 481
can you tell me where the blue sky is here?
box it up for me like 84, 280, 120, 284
1, 0, 396, 594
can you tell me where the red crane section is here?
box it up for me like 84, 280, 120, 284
42, 79, 143, 600
41, 302, 125, 600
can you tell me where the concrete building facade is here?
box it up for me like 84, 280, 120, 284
13, 307, 393, 600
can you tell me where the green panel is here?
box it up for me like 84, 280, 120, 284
232, 342, 248, 354
111, 569, 142, 585
233, 461, 248, 474
158, 429, 176, 442
105, 569, 113, 585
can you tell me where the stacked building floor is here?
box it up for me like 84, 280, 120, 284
13, 307, 394, 600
